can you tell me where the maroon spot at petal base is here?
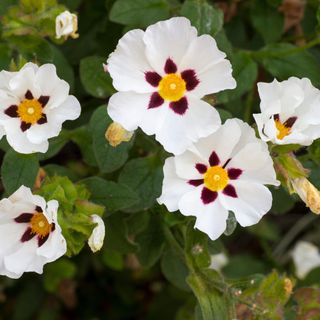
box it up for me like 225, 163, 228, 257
21, 228, 36, 242
284, 116, 297, 128
38, 96, 50, 107
227, 168, 242, 180
222, 158, 231, 169
5, 105, 18, 117
38, 234, 49, 247
51, 223, 56, 232
164, 58, 177, 74
148, 92, 164, 109
195, 163, 207, 174
25, 90, 34, 100
223, 185, 237, 198
209, 151, 220, 166
20, 121, 31, 132
188, 179, 204, 187
145, 72, 162, 87
37, 114, 47, 125
35, 206, 42, 213
273, 114, 280, 121
14, 213, 33, 223
169, 97, 188, 115
201, 187, 218, 204
181, 70, 199, 91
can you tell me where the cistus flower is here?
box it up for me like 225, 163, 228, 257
0, 186, 66, 279
0, 62, 81, 154
55, 10, 79, 40
253, 77, 320, 146
107, 17, 236, 154
292, 241, 320, 279
88, 215, 105, 253
158, 119, 279, 240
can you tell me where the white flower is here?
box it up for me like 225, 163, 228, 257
88, 215, 105, 253
158, 119, 279, 240
0, 186, 66, 279
292, 241, 320, 279
210, 253, 228, 272
55, 10, 79, 40
253, 77, 320, 145
0, 62, 81, 154
107, 17, 236, 155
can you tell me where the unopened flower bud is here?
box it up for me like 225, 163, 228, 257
88, 215, 105, 253
105, 122, 133, 147
56, 11, 79, 40
292, 177, 320, 214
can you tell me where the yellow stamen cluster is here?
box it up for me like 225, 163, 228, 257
17, 99, 43, 124
30, 212, 52, 238
158, 73, 186, 101
204, 166, 229, 191
275, 119, 291, 140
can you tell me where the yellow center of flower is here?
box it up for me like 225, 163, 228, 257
204, 166, 229, 192
30, 212, 52, 238
275, 119, 291, 140
158, 73, 186, 101
17, 99, 43, 124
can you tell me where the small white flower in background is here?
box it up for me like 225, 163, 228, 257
88, 215, 105, 253
210, 253, 229, 272
55, 10, 79, 40
0, 186, 66, 279
0, 62, 81, 154
292, 241, 320, 279
107, 17, 236, 155
158, 119, 279, 240
253, 77, 320, 146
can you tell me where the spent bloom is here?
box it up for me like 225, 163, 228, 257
158, 119, 279, 240
0, 186, 66, 279
88, 214, 105, 253
105, 122, 134, 147
253, 77, 320, 146
55, 10, 79, 40
107, 17, 236, 154
0, 62, 81, 154
292, 241, 320, 279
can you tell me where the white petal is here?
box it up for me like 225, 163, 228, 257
88, 214, 105, 253
144, 17, 197, 74
193, 118, 241, 165
9, 186, 46, 210
179, 187, 228, 240
107, 29, 154, 93
220, 181, 272, 227
157, 157, 194, 211
175, 149, 205, 180
108, 91, 151, 131
155, 97, 221, 155
4, 118, 49, 154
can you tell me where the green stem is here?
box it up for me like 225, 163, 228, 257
244, 87, 255, 123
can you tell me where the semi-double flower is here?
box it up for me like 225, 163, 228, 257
158, 119, 279, 240
107, 17, 236, 154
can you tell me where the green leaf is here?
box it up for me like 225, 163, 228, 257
250, 0, 283, 43
260, 43, 320, 87
81, 176, 139, 213
118, 157, 163, 212
80, 56, 114, 99
187, 269, 236, 320
0, 44, 11, 69
135, 213, 165, 268
180, 0, 224, 36
110, 0, 170, 27
101, 249, 124, 270
105, 213, 137, 253
43, 259, 76, 292
1, 150, 39, 194
161, 248, 190, 291
217, 52, 258, 103
89, 105, 132, 173
38, 133, 69, 161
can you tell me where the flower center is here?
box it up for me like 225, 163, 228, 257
275, 119, 291, 140
204, 166, 229, 192
17, 99, 43, 124
30, 212, 52, 238
158, 73, 186, 102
